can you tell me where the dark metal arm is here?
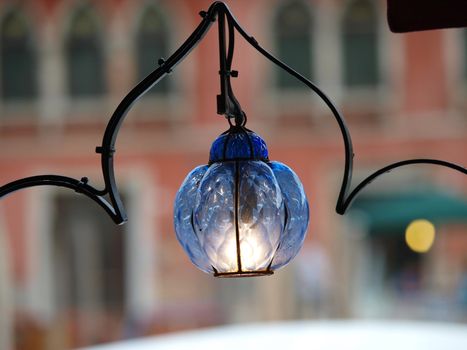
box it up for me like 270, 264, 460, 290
0, 175, 115, 217
0, 1, 465, 224
221, 4, 466, 214
339, 159, 466, 213
97, 2, 221, 223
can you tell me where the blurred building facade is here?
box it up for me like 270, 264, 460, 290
0, 0, 466, 349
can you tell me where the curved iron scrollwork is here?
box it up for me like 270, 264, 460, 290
0, 1, 465, 224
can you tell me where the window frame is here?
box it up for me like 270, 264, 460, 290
0, 6, 39, 117
261, 0, 320, 120
341, 0, 380, 89
63, 4, 108, 110
338, 0, 389, 109
135, 4, 171, 95
273, 0, 314, 91
128, 2, 189, 122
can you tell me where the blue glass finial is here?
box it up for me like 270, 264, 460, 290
209, 129, 269, 163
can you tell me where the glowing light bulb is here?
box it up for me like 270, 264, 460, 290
239, 225, 274, 271
405, 219, 436, 253
215, 234, 239, 272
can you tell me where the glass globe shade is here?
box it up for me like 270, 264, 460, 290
174, 127, 309, 277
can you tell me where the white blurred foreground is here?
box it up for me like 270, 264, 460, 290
81, 320, 467, 350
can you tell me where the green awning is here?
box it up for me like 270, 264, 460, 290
350, 190, 467, 236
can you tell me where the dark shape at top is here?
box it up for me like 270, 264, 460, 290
387, 0, 467, 32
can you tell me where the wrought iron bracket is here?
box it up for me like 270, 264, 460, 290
0, 1, 465, 224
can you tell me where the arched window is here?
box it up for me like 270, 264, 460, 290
66, 6, 105, 98
0, 9, 37, 101
342, 0, 379, 88
274, 1, 312, 89
136, 6, 170, 94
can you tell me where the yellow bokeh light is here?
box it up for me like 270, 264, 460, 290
405, 219, 436, 253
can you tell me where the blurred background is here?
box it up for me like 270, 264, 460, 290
0, 0, 466, 349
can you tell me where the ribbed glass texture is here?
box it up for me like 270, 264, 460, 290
173, 165, 212, 273
269, 161, 309, 270
174, 134, 309, 276
209, 131, 269, 162
192, 161, 283, 273
237, 161, 283, 271
193, 163, 237, 273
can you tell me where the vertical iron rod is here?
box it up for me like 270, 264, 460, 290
217, 9, 229, 116
234, 161, 243, 272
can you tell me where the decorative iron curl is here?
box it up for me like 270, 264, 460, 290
0, 1, 465, 224
220, 7, 466, 213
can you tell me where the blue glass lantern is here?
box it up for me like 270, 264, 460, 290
174, 127, 309, 277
